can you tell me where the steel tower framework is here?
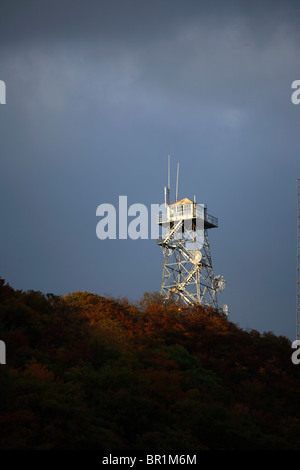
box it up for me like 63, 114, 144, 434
297, 177, 300, 339
157, 158, 226, 311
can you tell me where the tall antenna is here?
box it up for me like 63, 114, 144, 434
165, 154, 170, 206
168, 154, 170, 191
297, 177, 300, 340
175, 163, 179, 202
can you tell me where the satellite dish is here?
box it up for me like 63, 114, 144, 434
191, 250, 202, 264
221, 304, 229, 317
212, 275, 226, 293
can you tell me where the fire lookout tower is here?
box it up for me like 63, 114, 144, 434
157, 156, 227, 314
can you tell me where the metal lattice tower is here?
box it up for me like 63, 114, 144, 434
156, 157, 227, 314
297, 177, 300, 339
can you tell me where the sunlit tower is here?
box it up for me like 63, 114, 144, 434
157, 156, 227, 313
297, 177, 300, 340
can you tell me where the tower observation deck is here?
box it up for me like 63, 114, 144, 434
157, 198, 218, 230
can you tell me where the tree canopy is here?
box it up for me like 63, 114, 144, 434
0, 279, 299, 450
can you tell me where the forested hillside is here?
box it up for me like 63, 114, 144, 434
0, 278, 299, 450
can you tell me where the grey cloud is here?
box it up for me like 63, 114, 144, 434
0, 0, 299, 340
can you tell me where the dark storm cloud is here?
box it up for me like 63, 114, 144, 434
0, 0, 299, 46
0, 0, 299, 340
1, 0, 299, 113
2, 0, 298, 122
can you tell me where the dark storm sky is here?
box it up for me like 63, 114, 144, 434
0, 0, 299, 340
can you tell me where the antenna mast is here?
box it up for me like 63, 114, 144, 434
176, 163, 179, 202
297, 177, 300, 339
165, 154, 170, 206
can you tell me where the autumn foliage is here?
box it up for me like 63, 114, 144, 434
0, 278, 299, 450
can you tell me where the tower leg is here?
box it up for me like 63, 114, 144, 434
159, 228, 218, 309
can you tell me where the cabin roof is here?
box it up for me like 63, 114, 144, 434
169, 198, 194, 206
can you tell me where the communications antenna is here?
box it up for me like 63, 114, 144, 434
176, 163, 179, 202
157, 156, 227, 313
297, 177, 300, 339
